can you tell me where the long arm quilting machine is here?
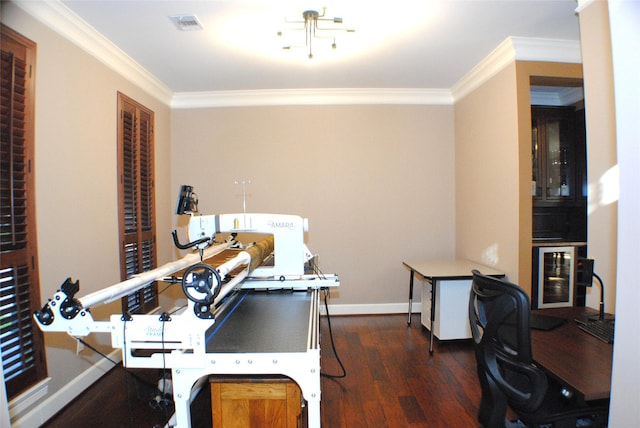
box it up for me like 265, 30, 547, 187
34, 186, 339, 428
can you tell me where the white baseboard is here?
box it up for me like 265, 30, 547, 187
320, 302, 422, 316
11, 350, 122, 428
8, 378, 50, 422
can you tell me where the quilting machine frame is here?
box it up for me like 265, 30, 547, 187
34, 187, 339, 428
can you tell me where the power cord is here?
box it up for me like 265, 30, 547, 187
308, 257, 346, 379
75, 336, 162, 426
76, 327, 174, 426
320, 288, 347, 379
152, 313, 174, 425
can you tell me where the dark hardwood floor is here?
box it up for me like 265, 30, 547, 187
43, 314, 481, 428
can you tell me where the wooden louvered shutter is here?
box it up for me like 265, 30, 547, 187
0, 24, 47, 399
117, 93, 158, 314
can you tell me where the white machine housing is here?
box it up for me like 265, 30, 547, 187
33, 211, 338, 428
187, 213, 314, 284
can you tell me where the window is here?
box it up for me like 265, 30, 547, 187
0, 24, 47, 400
117, 92, 158, 314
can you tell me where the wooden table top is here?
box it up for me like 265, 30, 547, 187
531, 306, 613, 401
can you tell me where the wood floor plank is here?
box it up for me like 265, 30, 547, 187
320, 314, 481, 427
398, 395, 427, 424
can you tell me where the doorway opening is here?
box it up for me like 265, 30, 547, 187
530, 76, 588, 308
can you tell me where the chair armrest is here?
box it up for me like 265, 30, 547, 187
488, 351, 547, 412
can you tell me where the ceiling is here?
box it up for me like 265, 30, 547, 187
46, 0, 582, 98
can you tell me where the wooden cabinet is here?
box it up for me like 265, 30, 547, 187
531, 107, 577, 204
531, 106, 587, 242
210, 376, 303, 428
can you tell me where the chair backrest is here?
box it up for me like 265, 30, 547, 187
469, 269, 547, 421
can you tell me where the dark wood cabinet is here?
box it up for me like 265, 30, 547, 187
531, 106, 587, 242
532, 107, 577, 204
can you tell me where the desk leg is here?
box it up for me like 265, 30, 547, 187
407, 270, 415, 325
429, 278, 436, 354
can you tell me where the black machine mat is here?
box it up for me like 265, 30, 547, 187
205, 289, 314, 353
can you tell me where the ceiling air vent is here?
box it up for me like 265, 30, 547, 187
169, 15, 203, 31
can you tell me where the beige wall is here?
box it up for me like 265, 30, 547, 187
3, 3, 173, 404
454, 64, 521, 283
577, 0, 618, 313
170, 105, 456, 305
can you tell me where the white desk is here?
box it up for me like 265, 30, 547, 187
402, 260, 504, 353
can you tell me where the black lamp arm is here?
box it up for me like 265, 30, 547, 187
593, 272, 605, 320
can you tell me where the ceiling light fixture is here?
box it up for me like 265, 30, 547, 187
278, 8, 354, 59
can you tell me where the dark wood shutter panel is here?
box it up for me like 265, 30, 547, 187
1, 25, 46, 399
122, 108, 138, 235
0, 265, 39, 390
1, 50, 28, 253
139, 110, 153, 232
118, 93, 157, 314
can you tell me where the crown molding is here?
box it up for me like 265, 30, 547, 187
15, 1, 581, 109
511, 36, 582, 63
450, 37, 517, 102
171, 88, 453, 109
13, 0, 173, 105
13, 0, 452, 108
530, 86, 584, 106
451, 36, 582, 102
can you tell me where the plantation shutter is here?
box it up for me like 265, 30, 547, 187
117, 93, 158, 314
0, 25, 47, 399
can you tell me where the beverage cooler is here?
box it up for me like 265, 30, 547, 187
532, 245, 586, 309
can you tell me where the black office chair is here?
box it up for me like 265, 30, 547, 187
468, 269, 609, 428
